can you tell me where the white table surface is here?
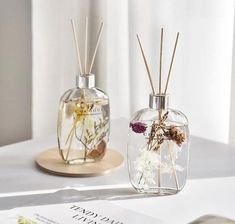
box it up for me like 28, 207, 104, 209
0, 118, 235, 223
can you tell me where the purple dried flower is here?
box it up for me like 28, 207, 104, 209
130, 122, 147, 134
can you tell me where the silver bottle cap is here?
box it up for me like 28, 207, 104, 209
149, 94, 169, 110
76, 74, 95, 88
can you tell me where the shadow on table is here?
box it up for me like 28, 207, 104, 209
0, 187, 165, 210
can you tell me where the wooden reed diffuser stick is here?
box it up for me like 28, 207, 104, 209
158, 28, 164, 191
168, 141, 179, 191
89, 22, 104, 74
137, 34, 156, 95
71, 19, 83, 75
84, 16, 88, 74
159, 28, 164, 94
164, 32, 179, 94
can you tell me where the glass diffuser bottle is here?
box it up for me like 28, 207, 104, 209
128, 94, 189, 194
57, 18, 109, 164
127, 30, 189, 194
57, 74, 109, 164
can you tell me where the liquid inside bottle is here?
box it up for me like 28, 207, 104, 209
57, 74, 110, 164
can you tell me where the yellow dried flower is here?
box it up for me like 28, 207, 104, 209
74, 101, 90, 122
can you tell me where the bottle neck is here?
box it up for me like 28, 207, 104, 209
149, 94, 169, 110
76, 74, 95, 88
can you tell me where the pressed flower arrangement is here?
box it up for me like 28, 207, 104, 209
57, 18, 110, 164
127, 29, 189, 194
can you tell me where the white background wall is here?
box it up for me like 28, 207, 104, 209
0, 0, 32, 146
230, 13, 235, 146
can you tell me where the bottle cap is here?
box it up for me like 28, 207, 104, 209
149, 94, 169, 110
76, 74, 95, 88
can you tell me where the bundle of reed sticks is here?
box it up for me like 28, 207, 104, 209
137, 28, 179, 95
71, 17, 103, 76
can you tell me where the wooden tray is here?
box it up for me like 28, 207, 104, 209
35, 148, 124, 177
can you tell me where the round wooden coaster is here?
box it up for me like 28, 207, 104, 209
35, 148, 124, 177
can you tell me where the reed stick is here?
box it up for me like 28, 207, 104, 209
65, 125, 76, 161
159, 28, 164, 94
71, 19, 83, 75
84, 16, 88, 74
158, 28, 164, 191
158, 148, 161, 192
164, 32, 179, 94
88, 22, 104, 74
168, 141, 179, 191
136, 34, 156, 95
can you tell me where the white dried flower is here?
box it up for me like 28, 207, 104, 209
134, 147, 161, 173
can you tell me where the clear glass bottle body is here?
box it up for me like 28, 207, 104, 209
128, 103, 189, 195
57, 84, 109, 164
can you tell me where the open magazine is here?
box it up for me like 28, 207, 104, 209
1, 203, 234, 224
0, 200, 164, 224
0, 188, 234, 224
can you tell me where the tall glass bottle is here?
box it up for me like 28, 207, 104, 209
57, 74, 110, 164
127, 94, 189, 195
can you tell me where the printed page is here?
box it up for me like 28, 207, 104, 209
0, 200, 165, 224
